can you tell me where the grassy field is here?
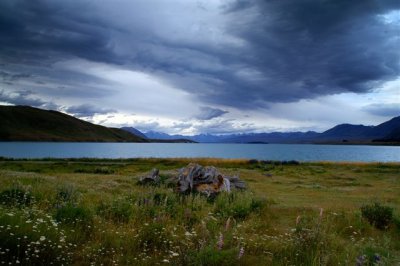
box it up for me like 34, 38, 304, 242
0, 158, 399, 265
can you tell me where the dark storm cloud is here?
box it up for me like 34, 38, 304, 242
0, 0, 399, 110
364, 103, 400, 117
0, 0, 116, 65
208, 0, 400, 106
195, 107, 228, 120
0, 71, 31, 82
65, 104, 115, 118
0, 89, 47, 107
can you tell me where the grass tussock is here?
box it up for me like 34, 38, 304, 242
0, 158, 399, 265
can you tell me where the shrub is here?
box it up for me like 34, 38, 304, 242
97, 199, 133, 223
74, 166, 114, 174
0, 184, 33, 207
189, 246, 239, 266
56, 183, 78, 205
55, 203, 93, 228
214, 192, 266, 220
359, 246, 389, 265
136, 222, 170, 251
94, 167, 114, 174
393, 216, 400, 232
361, 202, 393, 230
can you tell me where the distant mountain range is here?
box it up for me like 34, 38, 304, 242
141, 116, 400, 144
0, 106, 193, 142
1, 105, 398, 144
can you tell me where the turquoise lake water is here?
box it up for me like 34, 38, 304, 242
0, 142, 399, 162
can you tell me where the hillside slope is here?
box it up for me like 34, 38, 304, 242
0, 105, 147, 142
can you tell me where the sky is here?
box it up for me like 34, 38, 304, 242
0, 0, 399, 135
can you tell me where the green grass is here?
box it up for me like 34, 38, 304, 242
0, 158, 399, 265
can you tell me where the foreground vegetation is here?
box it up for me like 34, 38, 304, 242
0, 158, 399, 265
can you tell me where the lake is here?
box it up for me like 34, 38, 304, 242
0, 142, 399, 162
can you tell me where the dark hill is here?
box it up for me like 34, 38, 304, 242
382, 127, 400, 141
0, 105, 147, 142
371, 116, 400, 137
317, 124, 376, 141
315, 117, 400, 143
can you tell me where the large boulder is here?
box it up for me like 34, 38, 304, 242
139, 163, 246, 196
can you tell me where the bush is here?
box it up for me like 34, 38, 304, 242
214, 192, 266, 220
136, 222, 170, 251
55, 203, 93, 228
56, 183, 78, 205
97, 199, 133, 223
0, 184, 33, 207
393, 216, 400, 232
189, 246, 239, 266
94, 167, 114, 174
361, 202, 393, 230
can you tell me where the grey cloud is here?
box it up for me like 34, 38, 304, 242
0, 0, 399, 111
0, 71, 31, 81
64, 104, 115, 118
364, 103, 400, 117
195, 107, 228, 120
192, 119, 261, 135
0, 89, 47, 107
127, 0, 400, 108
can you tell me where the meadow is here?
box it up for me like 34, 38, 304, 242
0, 158, 399, 265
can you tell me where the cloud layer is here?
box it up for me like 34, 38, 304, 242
0, 0, 399, 133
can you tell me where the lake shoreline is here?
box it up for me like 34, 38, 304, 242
1, 157, 400, 165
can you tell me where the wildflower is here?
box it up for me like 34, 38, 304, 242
356, 255, 366, 266
296, 215, 301, 226
238, 247, 244, 259
40, 236, 46, 241
217, 233, 224, 250
225, 217, 231, 231
373, 254, 381, 263
184, 209, 191, 219
162, 259, 169, 263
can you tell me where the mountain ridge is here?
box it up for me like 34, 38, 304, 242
1, 105, 398, 144
141, 117, 400, 144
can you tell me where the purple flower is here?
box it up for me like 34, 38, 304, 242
217, 233, 224, 250
374, 254, 381, 262
356, 255, 366, 266
238, 247, 244, 259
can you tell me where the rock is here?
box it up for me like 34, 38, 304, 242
138, 168, 160, 185
228, 175, 246, 190
177, 163, 245, 196
139, 163, 246, 196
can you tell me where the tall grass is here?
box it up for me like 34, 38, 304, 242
0, 159, 399, 265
